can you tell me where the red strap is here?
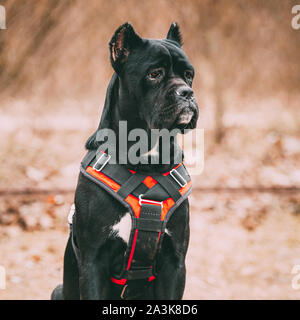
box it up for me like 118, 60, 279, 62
110, 275, 155, 285
126, 229, 139, 270
110, 277, 127, 285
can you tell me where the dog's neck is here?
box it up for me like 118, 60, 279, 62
87, 74, 183, 173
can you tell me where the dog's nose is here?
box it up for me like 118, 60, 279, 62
175, 86, 194, 100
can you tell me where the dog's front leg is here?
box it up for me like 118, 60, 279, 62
74, 175, 119, 300
78, 254, 110, 300
75, 224, 111, 300
74, 213, 111, 299
154, 252, 187, 300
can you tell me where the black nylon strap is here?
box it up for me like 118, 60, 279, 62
131, 183, 149, 198
136, 218, 164, 232
121, 281, 152, 300
127, 203, 162, 270
154, 175, 181, 201
126, 268, 153, 280
81, 150, 96, 169
139, 202, 162, 219
117, 173, 147, 199
85, 151, 132, 185
101, 164, 132, 184
141, 183, 169, 201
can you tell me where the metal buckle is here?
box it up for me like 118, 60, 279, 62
170, 168, 187, 187
120, 284, 128, 300
139, 194, 163, 207
92, 153, 111, 172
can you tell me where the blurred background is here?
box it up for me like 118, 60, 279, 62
0, 0, 300, 299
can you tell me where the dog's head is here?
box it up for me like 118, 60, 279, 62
109, 22, 198, 133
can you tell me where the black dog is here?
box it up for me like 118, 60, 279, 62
52, 22, 198, 300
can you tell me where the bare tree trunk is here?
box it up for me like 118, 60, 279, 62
3, 0, 71, 92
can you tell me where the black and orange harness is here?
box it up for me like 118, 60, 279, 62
69, 148, 192, 299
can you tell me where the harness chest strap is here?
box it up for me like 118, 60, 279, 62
71, 149, 192, 297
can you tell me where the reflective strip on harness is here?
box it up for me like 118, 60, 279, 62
86, 166, 121, 192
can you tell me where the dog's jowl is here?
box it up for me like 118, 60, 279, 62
52, 22, 198, 300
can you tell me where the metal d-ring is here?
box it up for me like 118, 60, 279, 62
139, 194, 163, 207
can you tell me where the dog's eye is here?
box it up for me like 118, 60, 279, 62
148, 68, 164, 80
184, 70, 193, 82
151, 71, 160, 78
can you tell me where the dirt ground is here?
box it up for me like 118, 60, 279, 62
0, 101, 300, 300
1, 191, 300, 300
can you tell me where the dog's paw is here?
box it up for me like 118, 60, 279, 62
51, 284, 64, 300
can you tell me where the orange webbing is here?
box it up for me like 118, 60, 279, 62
86, 166, 121, 192
125, 194, 141, 218
143, 176, 157, 189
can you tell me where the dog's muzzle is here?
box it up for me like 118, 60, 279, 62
176, 108, 195, 125
173, 86, 198, 128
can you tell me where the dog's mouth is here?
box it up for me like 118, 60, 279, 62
171, 104, 198, 133
150, 100, 198, 132
174, 108, 194, 128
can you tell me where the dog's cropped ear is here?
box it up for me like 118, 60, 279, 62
166, 22, 182, 47
109, 22, 142, 73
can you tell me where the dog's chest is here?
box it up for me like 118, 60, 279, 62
111, 212, 171, 244
111, 212, 132, 244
